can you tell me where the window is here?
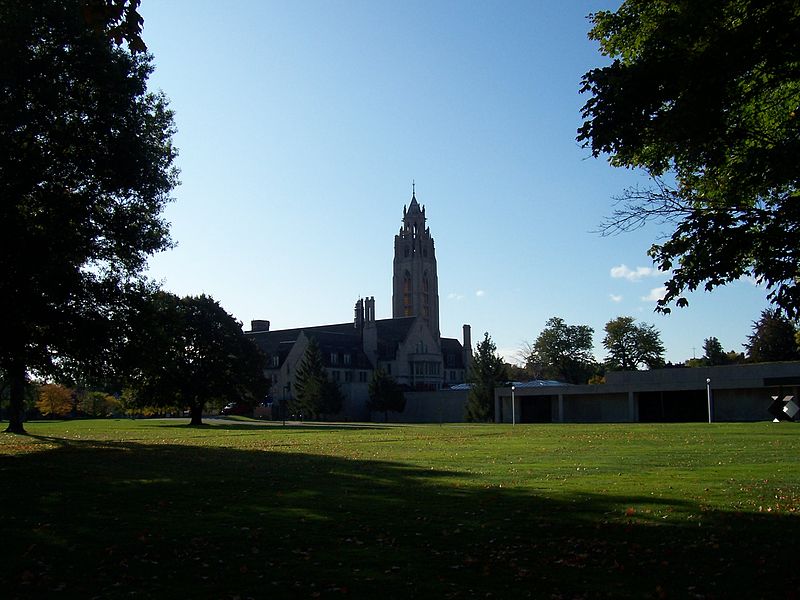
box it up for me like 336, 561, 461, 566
345, 371, 353, 383
343, 353, 351, 366
358, 371, 367, 383
386, 363, 392, 374
332, 370, 340, 381
330, 353, 338, 366
271, 355, 280, 368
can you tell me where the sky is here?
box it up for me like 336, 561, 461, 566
140, 0, 770, 365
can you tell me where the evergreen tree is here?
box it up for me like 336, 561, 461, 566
368, 369, 406, 422
465, 332, 507, 422
745, 309, 800, 363
292, 338, 342, 419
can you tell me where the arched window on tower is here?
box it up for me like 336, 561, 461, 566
422, 274, 430, 318
403, 271, 412, 316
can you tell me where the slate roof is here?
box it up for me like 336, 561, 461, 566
246, 316, 464, 369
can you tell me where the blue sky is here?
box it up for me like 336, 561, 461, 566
141, 0, 770, 365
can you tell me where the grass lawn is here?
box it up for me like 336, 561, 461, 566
1, 419, 799, 599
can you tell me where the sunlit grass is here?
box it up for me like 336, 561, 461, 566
1, 419, 799, 598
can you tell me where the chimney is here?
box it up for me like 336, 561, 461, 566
463, 324, 472, 369
365, 296, 376, 324
354, 298, 365, 329
251, 320, 270, 332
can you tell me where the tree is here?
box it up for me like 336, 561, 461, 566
368, 369, 406, 422
526, 317, 596, 383
36, 384, 75, 418
579, 1, 800, 317
81, 0, 146, 52
292, 338, 343, 420
745, 309, 800, 363
465, 332, 507, 422
128, 293, 269, 426
702, 337, 728, 366
78, 390, 120, 417
603, 316, 665, 371
1, 0, 179, 433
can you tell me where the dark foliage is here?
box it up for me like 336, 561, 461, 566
579, 1, 800, 316
745, 309, 800, 363
465, 333, 507, 422
126, 293, 269, 426
0, 0, 178, 433
368, 369, 406, 421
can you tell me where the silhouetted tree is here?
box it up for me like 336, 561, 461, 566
293, 338, 343, 420
1, 0, 178, 433
368, 369, 406, 422
465, 333, 507, 422
127, 293, 268, 426
579, 1, 800, 316
745, 309, 800, 363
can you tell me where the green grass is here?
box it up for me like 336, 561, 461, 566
2, 419, 799, 599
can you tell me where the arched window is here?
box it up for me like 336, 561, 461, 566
403, 271, 412, 316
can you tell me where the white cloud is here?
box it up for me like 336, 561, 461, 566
610, 264, 658, 281
476, 290, 486, 297
447, 292, 464, 301
609, 294, 623, 303
641, 286, 667, 302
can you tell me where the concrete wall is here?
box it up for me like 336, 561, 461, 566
561, 393, 631, 423
373, 389, 468, 423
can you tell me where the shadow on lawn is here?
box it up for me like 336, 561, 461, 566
2, 438, 798, 600
157, 419, 396, 433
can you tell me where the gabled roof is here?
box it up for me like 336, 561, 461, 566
374, 316, 417, 360
441, 337, 466, 369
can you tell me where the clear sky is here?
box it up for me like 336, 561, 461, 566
140, 0, 770, 365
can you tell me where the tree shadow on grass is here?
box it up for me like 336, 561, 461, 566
156, 419, 396, 433
1, 438, 798, 599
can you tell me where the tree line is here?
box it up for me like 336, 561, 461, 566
514, 309, 800, 386
464, 309, 800, 422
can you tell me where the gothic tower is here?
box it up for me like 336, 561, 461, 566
392, 187, 440, 341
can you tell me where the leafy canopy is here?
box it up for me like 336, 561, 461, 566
602, 316, 665, 371
528, 317, 596, 384
368, 369, 406, 421
127, 293, 268, 426
1, 0, 179, 433
579, 0, 800, 316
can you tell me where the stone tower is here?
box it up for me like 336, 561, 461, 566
392, 187, 440, 341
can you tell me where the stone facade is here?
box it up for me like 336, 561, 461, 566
246, 191, 472, 420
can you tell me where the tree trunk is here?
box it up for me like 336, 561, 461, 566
188, 402, 204, 426
5, 362, 27, 435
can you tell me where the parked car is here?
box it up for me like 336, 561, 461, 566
220, 402, 252, 416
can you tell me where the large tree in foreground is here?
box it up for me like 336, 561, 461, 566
579, 1, 800, 316
465, 332, 507, 422
0, 1, 178, 433
603, 316, 665, 371
128, 293, 269, 426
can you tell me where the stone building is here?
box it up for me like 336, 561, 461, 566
246, 191, 472, 420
